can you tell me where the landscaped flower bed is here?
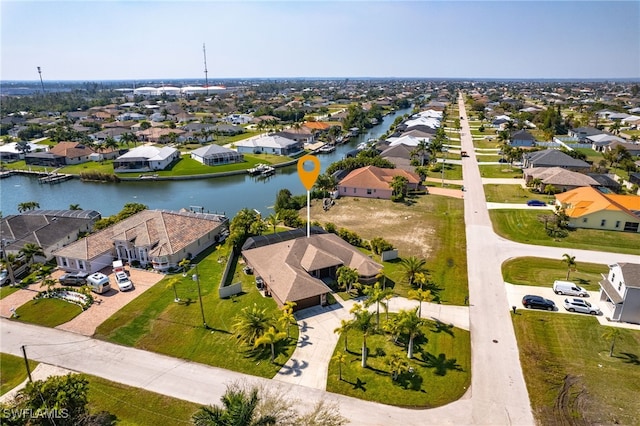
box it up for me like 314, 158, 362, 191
34, 287, 93, 310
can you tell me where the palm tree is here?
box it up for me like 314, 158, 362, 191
17, 201, 40, 213
254, 327, 287, 363
265, 213, 281, 234
363, 282, 392, 329
232, 303, 273, 347
333, 319, 353, 352
390, 175, 409, 198
601, 327, 622, 357
192, 386, 276, 426
351, 303, 375, 367
333, 352, 347, 381
103, 136, 119, 152
19, 243, 44, 266
314, 173, 337, 199
411, 139, 430, 166
337, 265, 359, 293
278, 306, 296, 339
387, 351, 409, 381
166, 278, 180, 302
69, 204, 82, 210
561, 254, 577, 280
408, 288, 433, 318
400, 256, 427, 287
398, 308, 424, 359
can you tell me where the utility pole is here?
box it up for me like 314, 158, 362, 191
37, 66, 45, 94
193, 263, 207, 329
21, 345, 33, 382
203, 43, 209, 96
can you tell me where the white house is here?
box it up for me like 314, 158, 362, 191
599, 263, 640, 325
234, 134, 304, 156
113, 146, 180, 172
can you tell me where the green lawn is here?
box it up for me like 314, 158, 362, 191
573, 147, 605, 164
475, 155, 502, 162
14, 298, 84, 327
472, 138, 499, 149
513, 312, 640, 425
489, 209, 640, 254
94, 244, 299, 378
87, 375, 199, 424
61, 161, 116, 175
327, 317, 470, 407
0, 285, 21, 300
478, 165, 523, 179
502, 257, 608, 292
426, 163, 463, 180
484, 184, 537, 203
0, 353, 38, 396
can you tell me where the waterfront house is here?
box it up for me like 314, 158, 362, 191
46, 142, 96, 165
242, 231, 382, 310
0, 142, 46, 162
53, 210, 228, 273
554, 187, 640, 232
598, 263, 640, 325
522, 149, 591, 172
234, 134, 304, 156
113, 145, 180, 172
190, 145, 244, 166
337, 165, 420, 199
0, 209, 101, 262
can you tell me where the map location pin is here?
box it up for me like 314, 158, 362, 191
297, 154, 321, 191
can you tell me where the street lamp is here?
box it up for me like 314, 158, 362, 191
191, 263, 208, 329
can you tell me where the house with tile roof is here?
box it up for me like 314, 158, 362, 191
337, 165, 420, 199
380, 144, 428, 171
523, 167, 600, 192
190, 144, 244, 166
25, 141, 95, 166
242, 232, 382, 310
113, 146, 180, 172
1, 210, 101, 262
554, 187, 640, 232
598, 262, 640, 324
234, 134, 304, 156
53, 210, 228, 273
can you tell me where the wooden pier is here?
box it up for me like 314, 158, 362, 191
38, 173, 73, 184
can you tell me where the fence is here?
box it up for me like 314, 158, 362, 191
218, 246, 242, 298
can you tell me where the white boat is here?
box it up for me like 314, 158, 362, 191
318, 145, 336, 153
248, 164, 269, 175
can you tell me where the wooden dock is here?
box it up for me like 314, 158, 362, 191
38, 173, 73, 184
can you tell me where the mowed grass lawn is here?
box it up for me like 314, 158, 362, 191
484, 184, 538, 203
0, 286, 21, 300
327, 318, 470, 407
513, 312, 640, 425
1, 353, 38, 395
14, 298, 84, 327
472, 138, 499, 149
478, 165, 523, 178
475, 155, 502, 162
426, 163, 463, 181
308, 195, 468, 304
502, 257, 608, 292
94, 244, 299, 378
489, 209, 640, 254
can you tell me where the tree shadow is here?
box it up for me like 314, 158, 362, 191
430, 319, 455, 337
395, 369, 424, 391
342, 377, 367, 392
419, 352, 463, 376
619, 352, 640, 366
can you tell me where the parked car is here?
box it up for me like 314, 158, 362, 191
563, 298, 601, 315
526, 199, 547, 206
522, 295, 556, 311
58, 272, 89, 286
114, 271, 133, 291
0, 269, 8, 286
460, 151, 468, 157
553, 280, 588, 297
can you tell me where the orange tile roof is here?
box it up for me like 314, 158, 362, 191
304, 121, 330, 130
339, 166, 420, 190
555, 187, 640, 218
49, 141, 96, 158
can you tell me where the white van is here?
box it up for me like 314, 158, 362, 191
86, 272, 111, 294
553, 280, 588, 297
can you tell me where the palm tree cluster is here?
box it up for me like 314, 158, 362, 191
17, 201, 40, 213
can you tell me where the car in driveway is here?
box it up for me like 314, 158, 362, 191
114, 271, 133, 291
0, 269, 8, 286
522, 295, 556, 311
563, 298, 601, 315
526, 199, 547, 207
58, 272, 89, 286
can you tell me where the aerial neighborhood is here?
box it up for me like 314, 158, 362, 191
1, 78, 640, 425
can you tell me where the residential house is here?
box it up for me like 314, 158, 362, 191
522, 149, 591, 172
45, 141, 96, 165
113, 146, 180, 172
0, 142, 46, 162
116, 112, 147, 121
276, 127, 314, 144
509, 129, 537, 147
598, 263, 640, 324
190, 145, 244, 166
53, 210, 228, 273
523, 167, 600, 192
569, 126, 604, 142
242, 231, 382, 310
89, 127, 130, 143
234, 134, 304, 156
338, 165, 421, 199
602, 140, 640, 157
387, 134, 428, 148
555, 186, 640, 232
0, 210, 101, 262
135, 127, 186, 144
380, 144, 428, 171
224, 113, 254, 125
588, 134, 627, 152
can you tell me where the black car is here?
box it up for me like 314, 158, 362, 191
522, 295, 556, 311
59, 272, 89, 286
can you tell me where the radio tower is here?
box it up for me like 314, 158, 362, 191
37, 66, 45, 94
203, 43, 209, 96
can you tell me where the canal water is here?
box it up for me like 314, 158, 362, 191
0, 107, 412, 217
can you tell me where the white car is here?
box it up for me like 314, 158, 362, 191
114, 271, 133, 291
0, 269, 8, 286
563, 298, 601, 315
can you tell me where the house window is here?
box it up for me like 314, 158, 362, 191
582, 218, 588, 223
615, 221, 620, 228
78, 261, 85, 270
600, 219, 606, 227
618, 282, 622, 291
367, 189, 372, 195
353, 188, 356, 193
62, 258, 68, 267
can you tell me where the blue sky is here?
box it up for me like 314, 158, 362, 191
1, 1, 639, 81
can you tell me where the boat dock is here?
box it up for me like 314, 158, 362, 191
38, 173, 74, 184
0, 170, 15, 179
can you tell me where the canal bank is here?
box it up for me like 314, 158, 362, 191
0, 107, 412, 217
